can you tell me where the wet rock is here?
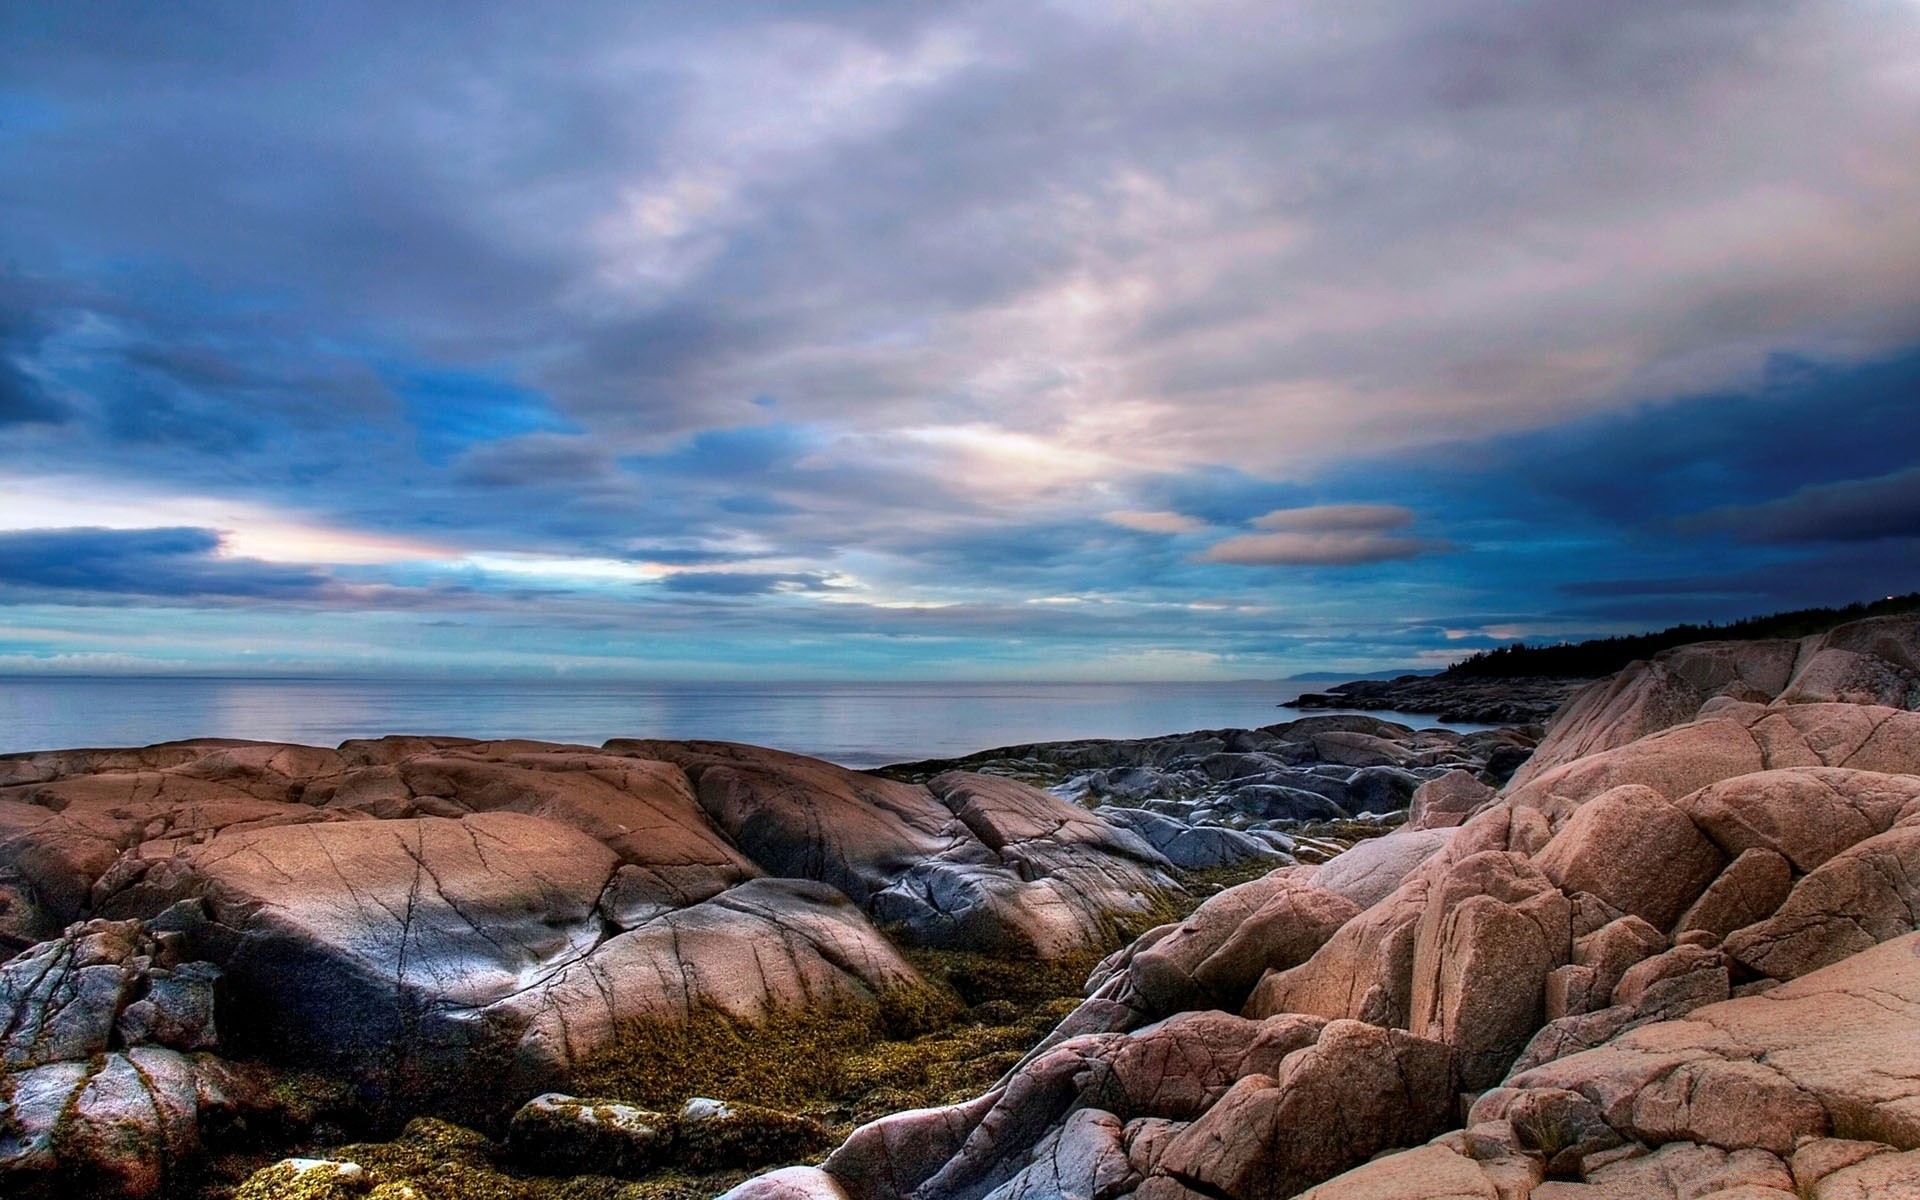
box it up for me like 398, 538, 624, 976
1346, 765, 1426, 816
1095, 808, 1287, 870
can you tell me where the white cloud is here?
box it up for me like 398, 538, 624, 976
1103, 509, 1208, 534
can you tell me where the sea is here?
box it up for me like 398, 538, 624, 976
0, 676, 1484, 768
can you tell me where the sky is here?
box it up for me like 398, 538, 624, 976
1, 1, 1919, 680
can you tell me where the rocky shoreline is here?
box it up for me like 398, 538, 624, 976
1284, 672, 1591, 724
3, 614, 1920, 1199
0, 708, 1518, 1198
715, 613, 1920, 1200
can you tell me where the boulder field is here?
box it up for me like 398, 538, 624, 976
0, 736, 1193, 1196
1, 709, 1509, 1197
719, 614, 1920, 1200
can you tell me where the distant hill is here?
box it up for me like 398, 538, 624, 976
1446, 593, 1920, 680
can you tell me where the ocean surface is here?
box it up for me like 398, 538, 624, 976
0, 676, 1485, 768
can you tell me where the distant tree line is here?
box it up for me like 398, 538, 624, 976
1445, 592, 1920, 680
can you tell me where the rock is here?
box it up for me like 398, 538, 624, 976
1408, 851, 1572, 1089
979, 1107, 1139, 1200
1409, 770, 1498, 831
718, 1166, 855, 1200
1610, 944, 1729, 1009
2, 1048, 203, 1199
822, 1093, 1000, 1200
1314, 828, 1455, 909
1096, 809, 1287, 870
1502, 1087, 1624, 1176
1293, 1143, 1500, 1199
1127, 870, 1356, 1014
1511, 944, 1731, 1075
0, 918, 222, 1068
1075, 1011, 1326, 1121
505, 1092, 670, 1177
1308, 731, 1415, 769
1574, 916, 1670, 1001
1809, 1148, 1920, 1198
1557, 1141, 1795, 1199
1533, 785, 1725, 931
1243, 873, 1432, 1029
0, 921, 143, 1068
1150, 1020, 1456, 1200
1287, 673, 1581, 725
116, 960, 221, 1053
231, 1159, 373, 1200
1505, 716, 1768, 823
1677, 767, 1920, 872
503, 877, 927, 1085
1345, 766, 1425, 816
1672, 848, 1793, 943
1722, 821, 1920, 980
1510, 932, 1920, 1154
1223, 785, 1349, 823
676, 1097, 834, 1172
1789, 1138, 1896, 1192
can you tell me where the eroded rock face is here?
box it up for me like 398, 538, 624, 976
1147, 1020, 1455, 1200
722, 614, 1920, 1200
0, 733, 1193, 1195
17, 612, 1920, 1200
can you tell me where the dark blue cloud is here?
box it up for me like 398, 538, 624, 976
0, 527, 331, 601
659, 571, 845, 595
1463, 350, 1920, 529
0, 357, 62, 426
1688, 465, 1920, 545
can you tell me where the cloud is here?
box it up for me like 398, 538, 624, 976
657, 570, 848, 595
1103, 509, 1207, 534
1198, 530, 1440, 566
0, 3, 1918, 674
454, 433, 618, 488
0, 357, 64, 426
0, 527, 333, 601
1688, 465, 1920, 544
1251, 504, 1414, 533
1197, 503, 1442, 566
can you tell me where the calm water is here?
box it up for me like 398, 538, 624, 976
0, 677, 1479, 768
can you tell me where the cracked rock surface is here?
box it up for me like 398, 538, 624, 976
724, 614, 1920, 1200
0, 735, 1183, 1196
